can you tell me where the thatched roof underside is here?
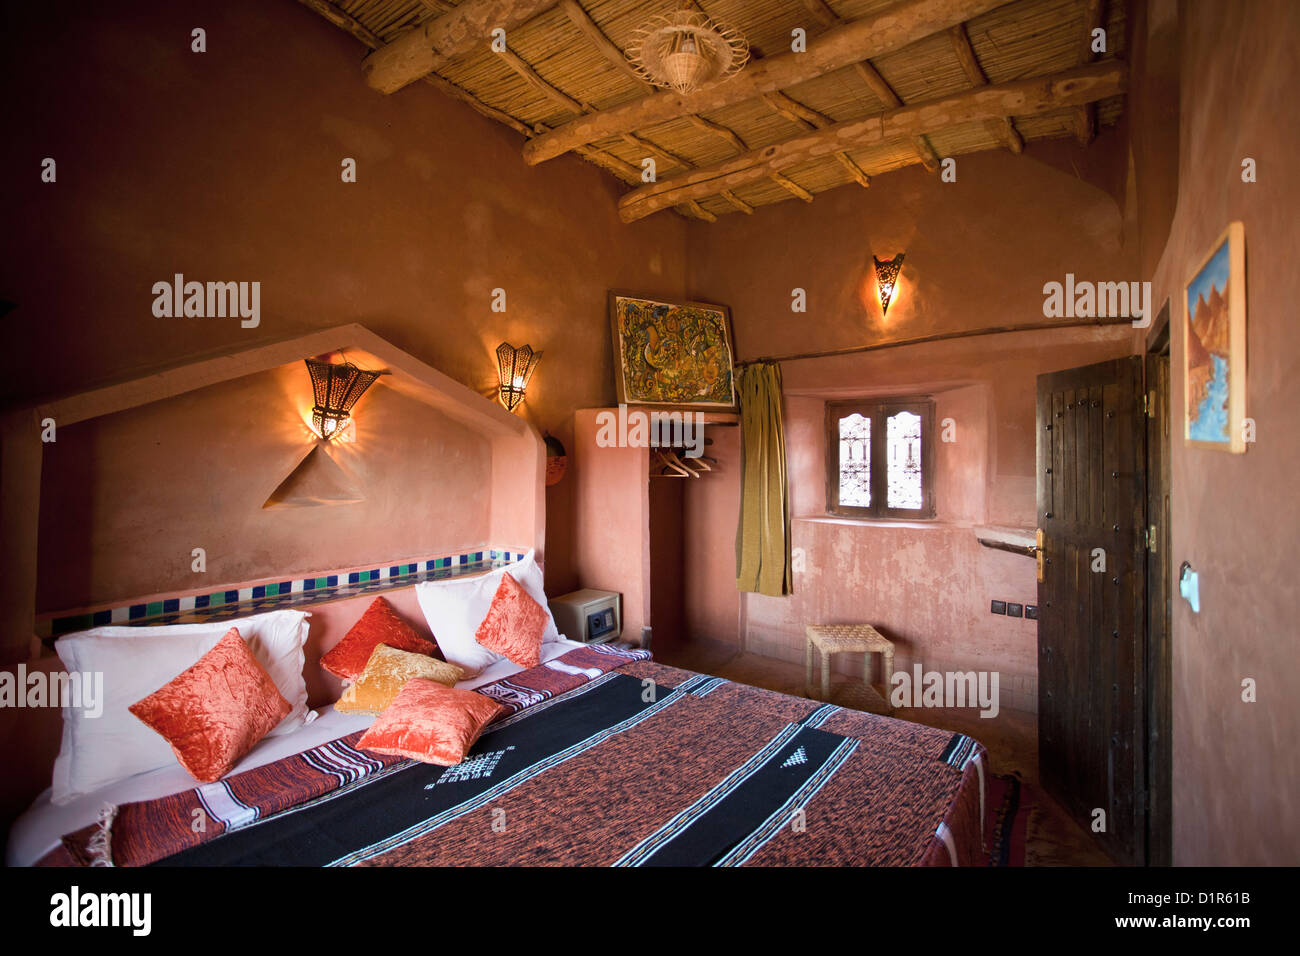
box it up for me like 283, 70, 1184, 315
299, 0, 1127, 221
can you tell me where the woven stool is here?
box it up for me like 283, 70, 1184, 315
805, 624, 894, 716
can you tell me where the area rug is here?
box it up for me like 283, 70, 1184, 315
986, 771, 1032, 866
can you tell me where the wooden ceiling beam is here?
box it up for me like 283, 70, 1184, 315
362, 0, 558, 94
1073, 0, 1105, 145
682, 201, 717, 222
762, 91, 831, 129
800, 0, 940, 172
621, 134, 693, 172
494, 38, 697, 176
499, 44, 588, 114
687, 115, 748, 154
769, 172, 815, 203
762, 92, 869, 189
298, 0, 640, 186
558, 0, 650, 90
950, 23, 1023, 153
522, 0, 1016, 165
834, 152, 872, 188
618, 60, 1127, 222
719, 190, 754, 214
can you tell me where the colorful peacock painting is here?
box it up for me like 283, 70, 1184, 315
610, 295, 736, 407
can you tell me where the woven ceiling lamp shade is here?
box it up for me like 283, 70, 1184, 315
626, 6, 749, 95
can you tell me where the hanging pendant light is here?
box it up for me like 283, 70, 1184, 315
627, 5, 749, 95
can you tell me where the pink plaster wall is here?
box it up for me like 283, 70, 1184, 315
680, 145, 1138, 712
1133, 0, 1300, 865
742, 330, 1134, 714
682, 423, 743, 647
571, 409, 650, 643
35, 361, 494, 612
0, 0, 687, 600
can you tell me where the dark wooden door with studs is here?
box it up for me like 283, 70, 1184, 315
1036, 355, 1147, 865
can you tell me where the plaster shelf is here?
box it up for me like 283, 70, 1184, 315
973, 525, 1038, 557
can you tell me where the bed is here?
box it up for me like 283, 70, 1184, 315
12, 639, 987, 867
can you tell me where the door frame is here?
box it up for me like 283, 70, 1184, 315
1144, 302, 1173, 866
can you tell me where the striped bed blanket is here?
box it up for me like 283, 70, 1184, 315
42, 648, 986, 867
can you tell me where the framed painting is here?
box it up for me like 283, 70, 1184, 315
608, 292, 737, 410
1183, 221, 1246, 452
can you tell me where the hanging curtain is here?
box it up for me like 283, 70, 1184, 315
735, 361, 791, 596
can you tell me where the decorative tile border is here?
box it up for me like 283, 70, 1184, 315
38, 548, 527, 640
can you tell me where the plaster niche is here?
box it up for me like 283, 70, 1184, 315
262, 442, 364, 509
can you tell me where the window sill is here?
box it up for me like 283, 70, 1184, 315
795, 515, 966, 531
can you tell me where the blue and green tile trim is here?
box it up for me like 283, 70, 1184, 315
39, 548, 526, 641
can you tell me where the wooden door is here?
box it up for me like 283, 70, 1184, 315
1036, 356, 1147, 865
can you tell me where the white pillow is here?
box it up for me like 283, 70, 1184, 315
414, 550, 560, 675
51, 609, 313, 806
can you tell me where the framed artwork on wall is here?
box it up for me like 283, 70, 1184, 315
1183, 221, 1247, 452
608, 292, 737, 410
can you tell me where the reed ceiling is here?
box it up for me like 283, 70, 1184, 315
299, 0, 1127, 221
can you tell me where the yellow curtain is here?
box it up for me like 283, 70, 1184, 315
735, 362, 791, 596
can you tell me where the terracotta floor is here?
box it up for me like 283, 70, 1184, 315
654, 637, 1113, 867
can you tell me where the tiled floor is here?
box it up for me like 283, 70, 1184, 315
655, 637, 1113, 867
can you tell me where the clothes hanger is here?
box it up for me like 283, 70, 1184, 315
652, 449, 693, 478
662, 448, 702, 477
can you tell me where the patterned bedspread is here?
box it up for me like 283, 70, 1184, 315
41, 647, 987, 867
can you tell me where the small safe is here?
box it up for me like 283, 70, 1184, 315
549, 588, 621, 644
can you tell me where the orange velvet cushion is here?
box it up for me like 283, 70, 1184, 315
321, 596, 439, 681
357, 678, 504, 765
336, 644, 465, 716
474, 572, 550, 667
129, 628, 292, 784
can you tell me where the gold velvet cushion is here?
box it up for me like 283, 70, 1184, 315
336, 643, 465, 716
474, 572, 550, 667
357, 678, 504, 765
129, 628, 292, 783
321, 596, 440, 681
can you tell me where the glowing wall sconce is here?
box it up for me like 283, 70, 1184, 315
873, 252, 906, 317
496, 342, 542, 413
304, 358, 382, 441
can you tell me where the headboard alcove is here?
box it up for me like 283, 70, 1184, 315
0, 323, 545, 667
0, 325, 545, 836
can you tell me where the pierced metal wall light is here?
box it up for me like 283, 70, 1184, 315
873, 253, 906, 317
304, 358, 382, 441
496, 343, 542, 413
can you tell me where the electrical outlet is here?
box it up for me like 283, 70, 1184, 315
1025, 604, 1039, 620
1007, 603, 1024, 618
991, 600, 1007, 615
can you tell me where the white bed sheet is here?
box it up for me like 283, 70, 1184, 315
6, 637, 587, 867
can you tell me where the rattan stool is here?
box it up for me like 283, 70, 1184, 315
804, 624, 894, 715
